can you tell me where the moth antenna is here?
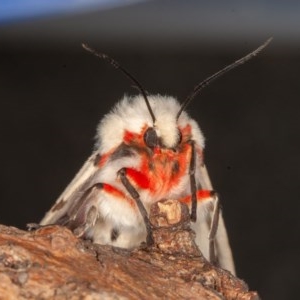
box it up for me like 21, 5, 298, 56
176, 37, 273, 119
82, 43, 156, 124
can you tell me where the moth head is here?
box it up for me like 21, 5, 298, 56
97, 95, 204, 153
145, 96, 182, 148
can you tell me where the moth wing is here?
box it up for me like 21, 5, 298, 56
197, 164, 236, 275
40, 152, 100, 225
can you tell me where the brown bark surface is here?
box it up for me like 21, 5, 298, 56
0, 199, 259, 300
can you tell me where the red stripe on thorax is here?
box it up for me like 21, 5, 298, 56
126, 168, 150, 189
123, 125, 147, 145
180, 124, 192, 142
138, 142, 192, 197
123, 130, 136, 144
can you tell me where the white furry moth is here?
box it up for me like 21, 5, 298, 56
40, 38, 272, 275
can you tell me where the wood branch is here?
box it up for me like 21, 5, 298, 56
0, 199, 259, 299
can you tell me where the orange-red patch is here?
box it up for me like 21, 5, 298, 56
102, 183, 135, 207
179, 124, 192, 142
123, 130, 136, 144
97, 153, 110, 168
126, 168, 150, 189
123, 125, 148, 146
180, 190, 212, 204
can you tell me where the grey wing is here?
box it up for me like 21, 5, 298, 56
197, 164, 236, 275
40, 152, 101, 226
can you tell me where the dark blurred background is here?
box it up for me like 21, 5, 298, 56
0, 1, 299, 299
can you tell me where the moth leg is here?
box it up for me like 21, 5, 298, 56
179, 190, 218, 264
208, 192, 220, 265
188, 141, 221, 264
27, 223, 44, 231
118, 168, 154, 246
61, 183, 103, 237
188, 140, 198, 222
73, 206, 98, 238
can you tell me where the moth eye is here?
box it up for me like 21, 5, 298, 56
144, 127, 158, 148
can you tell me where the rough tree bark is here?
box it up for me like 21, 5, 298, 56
0, 199, 259, 300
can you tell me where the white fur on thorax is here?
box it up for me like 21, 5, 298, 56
97, 95, 205, 153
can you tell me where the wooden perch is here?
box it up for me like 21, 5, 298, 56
0, 199, 259, 299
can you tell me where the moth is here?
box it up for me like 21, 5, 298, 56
40, 38, 272, 275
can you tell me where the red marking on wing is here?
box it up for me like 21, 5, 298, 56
103, 183, 124, 198
102, 183, 135, 207
180, 190, 212, 204
98, 153, 109, 168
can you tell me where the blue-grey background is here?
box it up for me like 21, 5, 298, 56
1, 1, 299, 299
